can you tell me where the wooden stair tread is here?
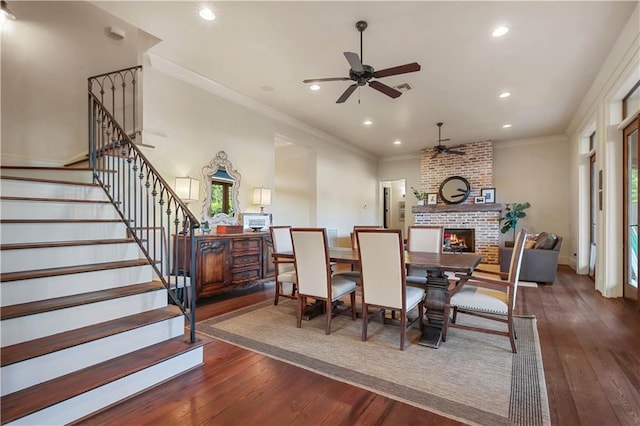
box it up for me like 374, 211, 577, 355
0, 166, 92, 171
0, 195, 111, 204
0, 218, 124, 224
0, 175, 99, 187
1, 238, 135, 251
0, 259, 150, 282
0, 306, 183, 367
0, 282, 165, 320
0, 336, 208, 424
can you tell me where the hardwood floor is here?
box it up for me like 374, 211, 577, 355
79, 266, 640, 425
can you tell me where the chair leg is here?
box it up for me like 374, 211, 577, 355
350, 291, 356, 320
419, 302, 424, 333
291, 283, 297, 297
508, 315, 517, 353
400, 311, 407, 351
296, 296, 304, 328
274, 282, 281, 306
325, 299, 332, 335
362, 302, 368, 341
452, 306, 458, 323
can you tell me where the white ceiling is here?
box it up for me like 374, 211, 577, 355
94, 1, 637, 158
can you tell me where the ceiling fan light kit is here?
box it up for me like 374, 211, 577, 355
303, 20, 421, 104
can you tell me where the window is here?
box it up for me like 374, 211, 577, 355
623, 80, 640, 120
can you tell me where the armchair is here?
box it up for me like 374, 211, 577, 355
500, 235, 562, 285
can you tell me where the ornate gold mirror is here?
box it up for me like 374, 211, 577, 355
201, 151, 241, 226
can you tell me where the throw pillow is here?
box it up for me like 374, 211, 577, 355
534, 232, 558, 250
524, 233, 538, 249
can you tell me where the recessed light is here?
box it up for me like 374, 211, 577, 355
261, 85, 274, 92
199, 7, 216, 21
499, 91, 511, 98
394, 140, 402, 145
502, 124, 512, 128
309, 84, 320, 91
492, 26, 509, 37
363, 120, 373, 126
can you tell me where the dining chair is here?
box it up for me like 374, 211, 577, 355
290, 228, 357, 334
270, 226, 298, 305
356, 229, 426, 350
442, 228, 528, 353
335, 225, 383, 283
405, 225, 444, 285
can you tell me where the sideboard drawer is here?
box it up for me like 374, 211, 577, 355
231, 253, 261, 267
231, 238, 261, 251
231, 267, 261, 283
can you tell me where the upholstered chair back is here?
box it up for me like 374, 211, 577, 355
271, 226, 295, 274
272, 226, 293, 252
351, 225, 383, 249
407, 226, 443, 252
290, 228, 331, 298
357, 229, 405, 310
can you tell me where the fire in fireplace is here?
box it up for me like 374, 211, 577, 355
443, 228, 475, 253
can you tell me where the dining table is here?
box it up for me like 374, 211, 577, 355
273, 247, 483, 349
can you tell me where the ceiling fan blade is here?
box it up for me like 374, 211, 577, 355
368, 80, 402, 98
303, 77, 351, 83
439, 138, 451, 143
431, 151, 441, 159
447, 144, 465, 149
448, 150, 465, 155
373, 62, 421, 79
344, 52, 364, 73
336, 84, 358, 103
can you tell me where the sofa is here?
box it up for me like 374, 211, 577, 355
499, 232, 563, 285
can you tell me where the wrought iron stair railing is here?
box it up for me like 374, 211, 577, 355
88, 66, 199, 342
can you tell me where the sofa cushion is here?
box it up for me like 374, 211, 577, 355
534, 232, 558, 250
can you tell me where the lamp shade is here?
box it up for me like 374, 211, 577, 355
175, 177, 200, 201
252, 187, 272, 206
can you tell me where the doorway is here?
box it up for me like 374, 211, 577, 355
381, 179, 406, 235
623, 114, 639, 306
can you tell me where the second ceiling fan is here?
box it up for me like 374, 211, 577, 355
432, 122, 465, 159
303, 21, 421, 104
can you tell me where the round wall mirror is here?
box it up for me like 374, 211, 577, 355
439, 175, 471, 204
201, 151, 241, 225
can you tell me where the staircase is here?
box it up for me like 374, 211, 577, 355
0, 167, 206, 425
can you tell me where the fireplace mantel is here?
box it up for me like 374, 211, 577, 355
412, 203, 503, 214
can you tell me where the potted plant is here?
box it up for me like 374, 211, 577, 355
500, 202, 531, 246
411, 187, 428, 205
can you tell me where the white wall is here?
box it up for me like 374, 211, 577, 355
566, 4, 639, 297
494, 135, 571, 265
1, 2, 150, 165
141, 62, 379, 239
274, 140, 313, 227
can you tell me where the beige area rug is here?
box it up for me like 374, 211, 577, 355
196, 299, 550, 426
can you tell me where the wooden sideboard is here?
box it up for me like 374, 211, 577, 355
175, 232, 275, 300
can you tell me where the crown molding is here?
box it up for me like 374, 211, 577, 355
493, 134, 568, 148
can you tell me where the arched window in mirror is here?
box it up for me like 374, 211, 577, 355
210, 169, 235, 217
202, 151, 241, 226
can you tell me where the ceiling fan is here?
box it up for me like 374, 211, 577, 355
303, 21, 421, 104
431, 122, 465, 159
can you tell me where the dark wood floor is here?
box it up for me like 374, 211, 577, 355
79, 266, 639, 425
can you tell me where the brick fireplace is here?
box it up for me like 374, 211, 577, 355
412, 140, 501, 264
